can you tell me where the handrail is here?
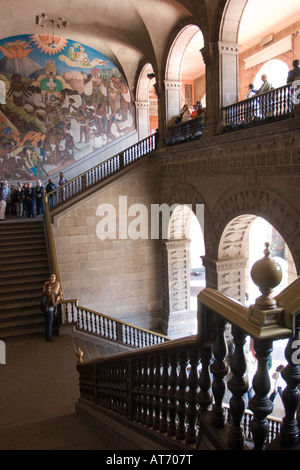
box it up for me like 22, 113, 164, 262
43, 188, 61, 287
44, 132, 157, 212
197, 287, 292, 341
59, 298, 170, 348
223, 83, 295, 127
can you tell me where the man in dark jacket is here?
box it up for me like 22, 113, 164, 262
287, 59, 300, 83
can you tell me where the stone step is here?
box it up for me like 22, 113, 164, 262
0, 288, 42, 303
0, 275, 45, 289
0, 220, 51, 338
0, 266, 49, 280
0, 413, 115, 450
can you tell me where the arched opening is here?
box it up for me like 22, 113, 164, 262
253, 59, 289, 90
218, 213, 297, 305
219, 0, 300, 105
190, 213, 205, 313
247, 217, 297, 305
219, 213, 297, 415
161, 202, 205, 338
135, 63, 158, 140
165, 24, 205, 126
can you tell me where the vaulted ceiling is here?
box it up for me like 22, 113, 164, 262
1, 0, 300, 89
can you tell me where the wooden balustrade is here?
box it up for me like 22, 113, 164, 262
75, 248, 300, 450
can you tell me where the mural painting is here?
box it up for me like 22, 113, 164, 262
0, 34, 135, 181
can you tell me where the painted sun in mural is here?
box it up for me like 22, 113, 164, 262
30, 34, 68, 55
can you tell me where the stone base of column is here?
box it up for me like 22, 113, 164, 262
161, 309, 197, 339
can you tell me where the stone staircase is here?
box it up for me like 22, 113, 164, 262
0, 219, 50, 339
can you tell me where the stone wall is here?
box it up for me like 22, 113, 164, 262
52, 116, 300, 333
52, 158, 163, 331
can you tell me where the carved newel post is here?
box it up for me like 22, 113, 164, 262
248, 243, 283, 450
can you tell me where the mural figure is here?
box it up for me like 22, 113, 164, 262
0, 34, 135, 181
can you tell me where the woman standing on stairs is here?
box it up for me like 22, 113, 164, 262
42, 274, 62, 342
44, 287, 60, 342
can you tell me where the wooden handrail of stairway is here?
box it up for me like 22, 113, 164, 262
76, 274, 300, 451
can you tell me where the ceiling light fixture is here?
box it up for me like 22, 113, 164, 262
48, 20, 58, 49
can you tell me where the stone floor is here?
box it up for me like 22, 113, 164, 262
0, 331, 118, 450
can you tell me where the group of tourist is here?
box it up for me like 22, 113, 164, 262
246, 59, 300, 99
175, 100, 206, 125
0, 172, 66, 221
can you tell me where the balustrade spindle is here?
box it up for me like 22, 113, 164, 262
248, 339, 274, 450
175, 350, 188, 440
146, 356, 154, 428
153, 355, 161, 431
141, 356, 148, 425
227, 326, 248, 450
198, 346, 213, 412
280, 319, 300, 448
133, 358, 142, 423
186, 348, 200, 444
210, 313, 229, 428
167, 351, 177, 437
159, 354, 169, 434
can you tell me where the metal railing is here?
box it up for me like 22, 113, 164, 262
166, 116, 204, 146
223, 83, 295, 127
45, 133, 157, 211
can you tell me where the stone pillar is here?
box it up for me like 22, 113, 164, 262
200, 42, 219, 134
218, 41, 240, 115
161, 239, 195, 338
164, 80, 182, 128
202, 255, 248, 304
135, 100, 150, 141
201, 41, 239, 134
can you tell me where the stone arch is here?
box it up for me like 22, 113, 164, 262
209, 0, 248, 111
164, 23, 204, 126
204, 186, 300, 299
160, 183, 206, 338
163, 182, 209, 217
219, 0, 248, 43
135, 63, 156, 140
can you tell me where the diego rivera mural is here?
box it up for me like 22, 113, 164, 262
0, 34, 136, 181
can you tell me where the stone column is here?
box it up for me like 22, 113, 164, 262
135, 100, 150, 141
218, 41, 240, 116
201, 41, 239, 134
202, 255, 248, 304
164, 80, 182, 128
161, 239, 195, 338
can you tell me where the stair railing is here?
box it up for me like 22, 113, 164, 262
59, 298, 169, 348
44, 132, 157, 212
76, 244, 300, 450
